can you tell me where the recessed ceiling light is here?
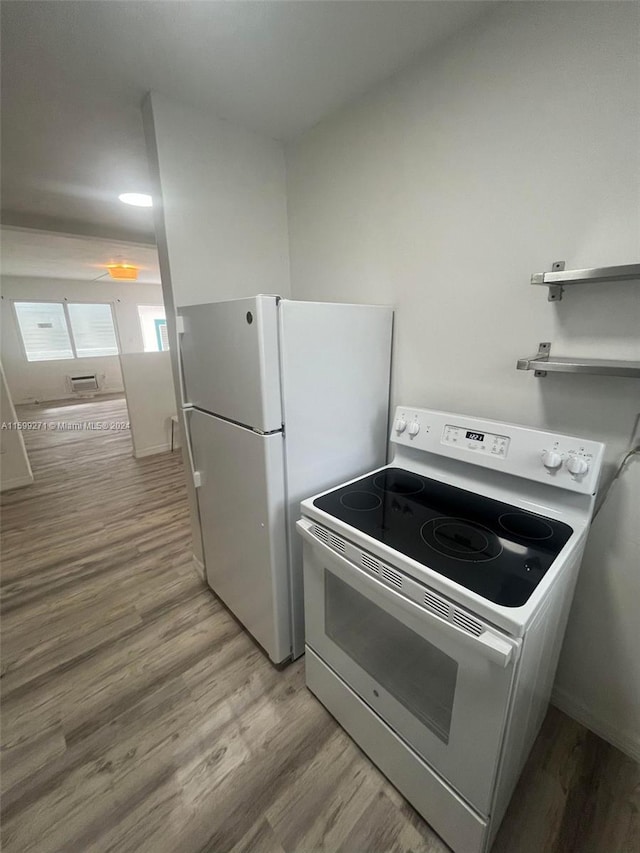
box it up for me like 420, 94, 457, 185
118, 192, 152, 208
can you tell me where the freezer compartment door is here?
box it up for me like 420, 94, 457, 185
188, 408, 290, 663
178, 296, 282, 432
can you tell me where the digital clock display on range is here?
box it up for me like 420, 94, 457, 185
466, 431, 485, 442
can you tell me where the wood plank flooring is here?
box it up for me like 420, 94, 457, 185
1, 396, 638, 852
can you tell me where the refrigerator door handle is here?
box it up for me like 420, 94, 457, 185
182, 407, 202, 488
175, 313, 191, 409
175, 315, 200, 486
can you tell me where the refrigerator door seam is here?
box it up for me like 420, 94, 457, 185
277, 299, 294, 658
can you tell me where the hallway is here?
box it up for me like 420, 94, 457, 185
1, 397, 637, 852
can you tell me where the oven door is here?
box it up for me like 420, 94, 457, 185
298, 518, 520, 816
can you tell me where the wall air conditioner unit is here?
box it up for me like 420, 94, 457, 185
69, 374, 99, 393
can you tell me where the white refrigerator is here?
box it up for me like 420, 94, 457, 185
177, 295, 393, 664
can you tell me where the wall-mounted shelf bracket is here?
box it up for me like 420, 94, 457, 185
516, 342, 640, 379
533, 261, 565, 301
531, 261, 640, 301
518, 342, 552, 376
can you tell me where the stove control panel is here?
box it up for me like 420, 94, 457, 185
539, 442, 595, 479
541, 450, 563, 469
390, 406, 605, 496
566, 455, 589, 475
442, 424, 510, 458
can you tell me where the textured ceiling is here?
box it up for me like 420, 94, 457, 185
1, 1, 494, 242
1, 228, 161, 284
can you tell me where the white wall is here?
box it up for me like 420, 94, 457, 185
286, 2, 640, 757
0, 361, 33, 491
1, 275, 164, 403
119, 351, 176, 458
142, 92, 291, 564
143, 92, 290, 310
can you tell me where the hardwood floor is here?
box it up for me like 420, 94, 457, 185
1, 396, 638, 853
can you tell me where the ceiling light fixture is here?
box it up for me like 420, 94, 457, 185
107, 263, 139, 281
118, 192, 153, 207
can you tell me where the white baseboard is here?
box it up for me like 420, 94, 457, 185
15, 390, 125, 405
133, 442, 172, 458
551, 686, 640, 762
1, 474, 34, 492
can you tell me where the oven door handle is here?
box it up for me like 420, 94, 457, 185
297, 518, 516, 669
475, 630, 514, 668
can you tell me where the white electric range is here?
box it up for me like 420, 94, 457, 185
297, 406, 604, 853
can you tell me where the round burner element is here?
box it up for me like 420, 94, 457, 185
499, 512, 554, 541
420, 517, 503, 563
339, 491, 382, 512
373, 471, 424, 496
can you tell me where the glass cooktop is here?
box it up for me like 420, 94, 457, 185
313, 468, 573, 607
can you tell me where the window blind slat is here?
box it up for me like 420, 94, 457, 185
159, 322, 169, 351
14, 302, 74, 362
67, 304, 119, 357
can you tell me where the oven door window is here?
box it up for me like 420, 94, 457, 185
325, 570, 458, 744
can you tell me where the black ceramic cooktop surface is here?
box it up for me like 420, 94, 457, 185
313, 468, 573, 607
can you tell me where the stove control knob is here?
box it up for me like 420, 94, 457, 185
541, 450, 562, 470
408, 421, 420, 437
566, 455, 589, 476
395, 419, 407, 434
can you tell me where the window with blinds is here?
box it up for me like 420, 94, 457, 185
157, 320, 169, 351
14, 302, 74, 361
14, 301, 119, 361
67, 303, 119, 357
137, 305, 169, 352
